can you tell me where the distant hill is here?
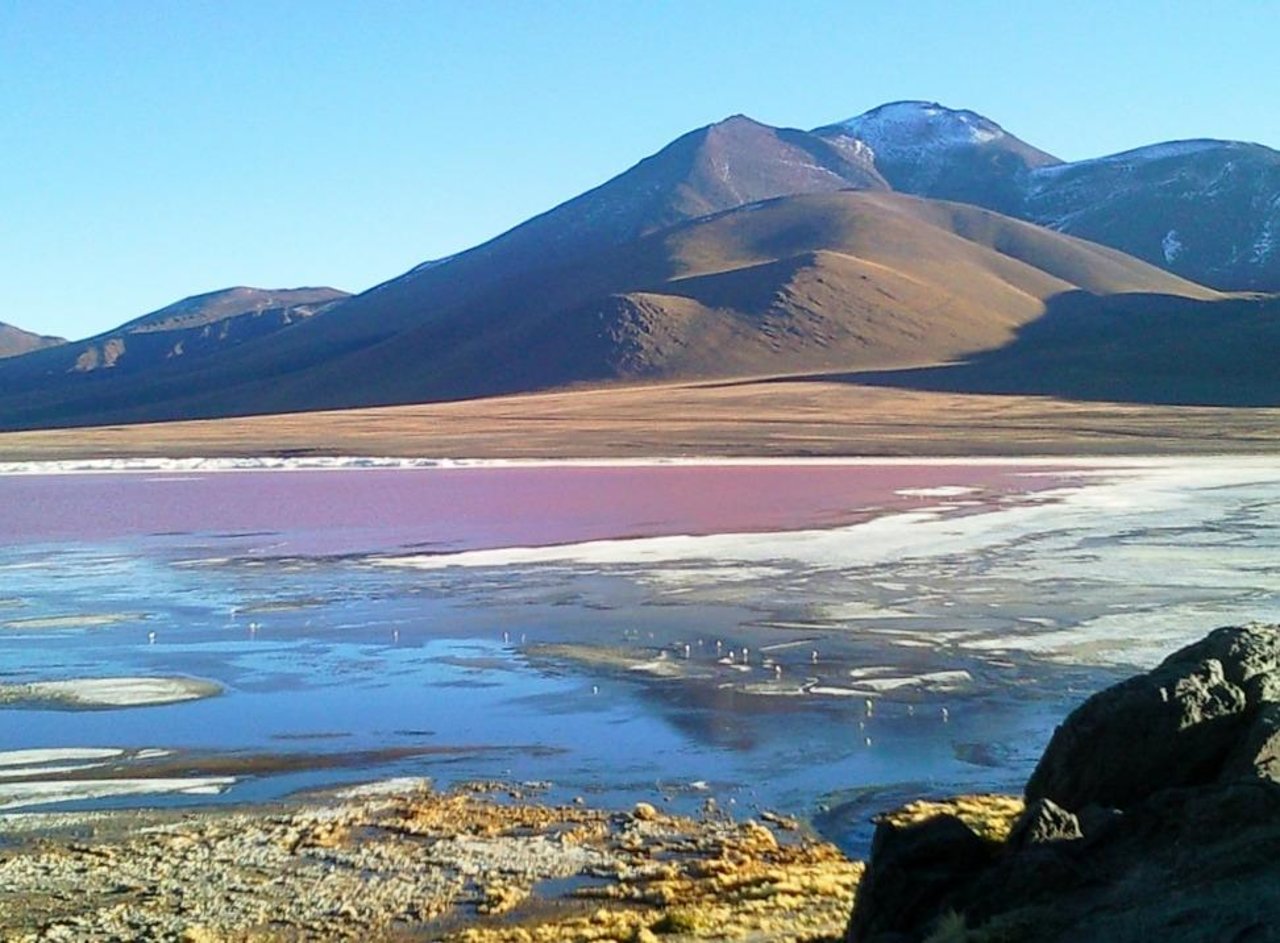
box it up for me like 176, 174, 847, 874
1019, 140, 1280, 291
0, 322, 64, 360
0, 287, 347, 383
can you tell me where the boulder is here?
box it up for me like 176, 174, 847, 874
1026, 624, 1279, 810
1005, 797, 1081, 850
845, 623, 1280, 943
1223, 702, 1280, 782
844, 814, 996, 943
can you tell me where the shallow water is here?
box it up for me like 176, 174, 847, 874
1, 458, 1277, 855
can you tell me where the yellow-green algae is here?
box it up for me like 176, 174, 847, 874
876, 794, 1024, 844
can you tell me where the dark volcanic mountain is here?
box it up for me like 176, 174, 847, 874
0, 322, 64, 360
0, 287, 347, 385
1021, 140, 1280, 291
816, 102, 1280, 291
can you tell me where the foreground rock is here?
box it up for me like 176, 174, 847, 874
846, 622, 1280, 942
0, 782, 860, 941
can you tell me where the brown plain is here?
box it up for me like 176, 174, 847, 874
0, 375, 1275, 461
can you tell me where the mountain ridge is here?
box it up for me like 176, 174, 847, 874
0, 322, 65, 360
0, 287, 348, 384
0, 190, 1241, 429
1, 100, 1276, 430
813, 101, 1280, 289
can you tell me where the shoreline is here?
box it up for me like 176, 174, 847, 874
0, 778, 869, 942
0, 453, 1260, 477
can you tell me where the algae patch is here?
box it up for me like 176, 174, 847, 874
877, 794, 1025, 844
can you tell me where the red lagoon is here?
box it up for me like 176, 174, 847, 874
0, 461, 1089, 556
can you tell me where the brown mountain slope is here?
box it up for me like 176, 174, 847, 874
237, 190, 1216, 407
246, 115, 889, 359
0, 116, 886, 432
0, 322, 64, 360
0, 190, 1224, 430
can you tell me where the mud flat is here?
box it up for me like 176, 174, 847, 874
1, 613, 147, 631
0, 780, 863, 942
0, 676, 222, 709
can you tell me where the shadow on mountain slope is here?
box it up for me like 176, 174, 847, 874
782, 290, 1280, 407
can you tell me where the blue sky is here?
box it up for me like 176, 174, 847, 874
4, 0, 1277, 340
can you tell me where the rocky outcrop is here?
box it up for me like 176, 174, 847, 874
1026, 623, 1280, 810
846, 623, 1280, 943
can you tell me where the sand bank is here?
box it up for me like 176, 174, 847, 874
0, 776, 235, 812
2, 613, 146, 631
0, 676, 222, 709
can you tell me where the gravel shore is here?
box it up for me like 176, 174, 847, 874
0, 780, 862, 942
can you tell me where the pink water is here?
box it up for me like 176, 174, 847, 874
0, 463, 1074, 555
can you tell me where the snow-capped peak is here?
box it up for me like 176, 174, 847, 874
821, 101, 1007, 156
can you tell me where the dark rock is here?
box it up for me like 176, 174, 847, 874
1247, 672, 1280, 705
844, 814, 996, 943
1074, 803, 1124, 845
1006, 797, 1081, 850
1223, 703, 1280, 783
845, 624, 1280, 943
1026, 624, 1280, 810
1168, 623, 1280, 690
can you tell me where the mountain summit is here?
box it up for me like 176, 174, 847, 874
813, 101, 1061, 210
241, 114, 891, 359
820, 100, 1048, 162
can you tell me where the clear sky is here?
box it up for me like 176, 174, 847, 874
3, 0, 1277, 340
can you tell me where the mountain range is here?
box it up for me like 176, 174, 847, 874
814, 102, 1280, 290
2, 101, 1277, 430
1, 287, 346, 377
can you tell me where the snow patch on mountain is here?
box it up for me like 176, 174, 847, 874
1031, 140, 1229, 182
832, 136, 876, 164
827, 101, 1007, 160
1251, 216, 1276, 263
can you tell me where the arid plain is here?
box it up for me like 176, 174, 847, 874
1, 377, 1277, 462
